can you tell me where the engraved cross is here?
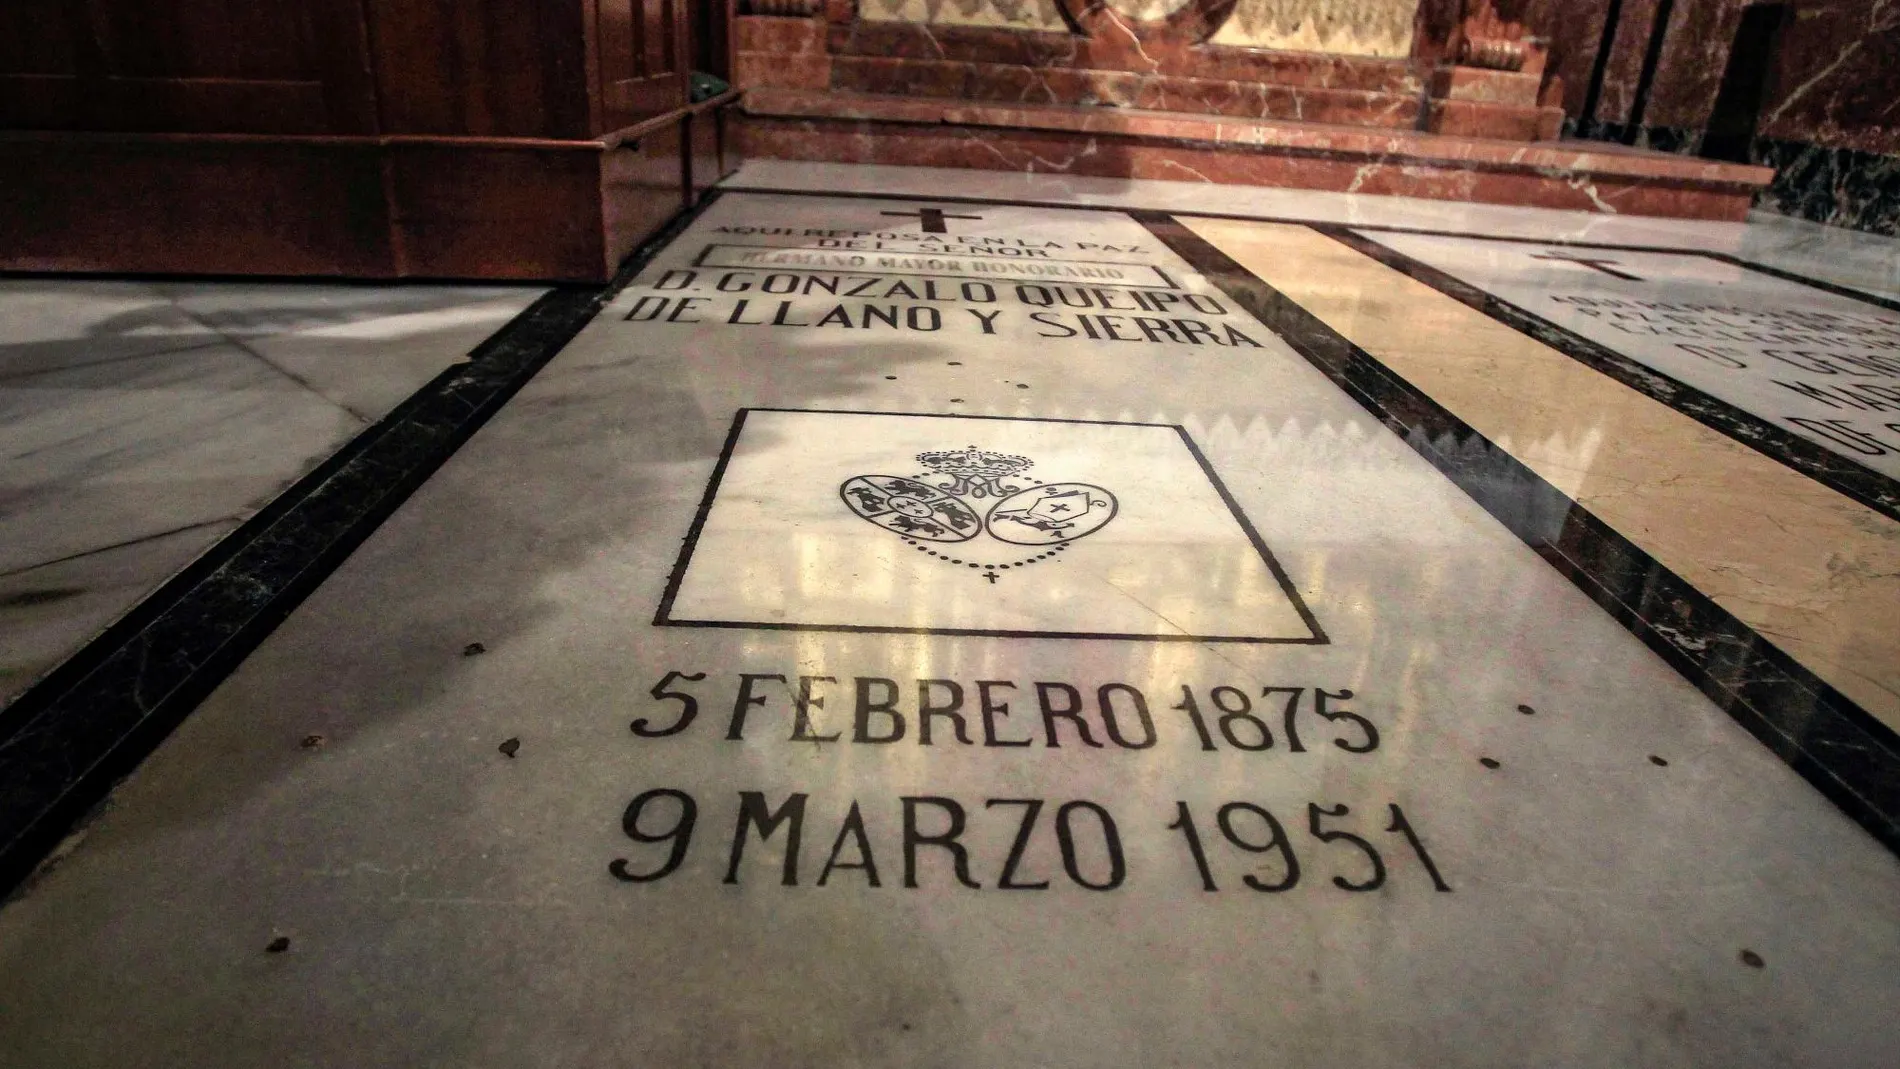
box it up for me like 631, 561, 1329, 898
1530, 250, 1645, 281
880, 207, 984, 234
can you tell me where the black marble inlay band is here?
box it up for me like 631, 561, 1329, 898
1136, 212, 1900, 859
1315, 225, 1900, 525
0, 194, 725, 901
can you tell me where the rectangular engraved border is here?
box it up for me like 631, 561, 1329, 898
652, 407, 1329, 644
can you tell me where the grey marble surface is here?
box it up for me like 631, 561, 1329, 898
0, 195, 1892, 1068
726, 162, 1900, 302
0, 279, 542, 704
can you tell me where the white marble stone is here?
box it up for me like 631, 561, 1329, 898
0, 193, 1893, 1067
726, 161, 1900, 301
1360, 231, 1900, 478
0, 342, 362, 575
665, 409, 1318, 640
0, 280, 222, 381
0, 279, 543, 704
156, 283, 536, 419
0, 519, 242, 698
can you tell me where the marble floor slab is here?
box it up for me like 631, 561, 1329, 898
0, 193, 1893, 1068
0, 280, 542, 705
1356, 231, 1900, 485
1184, 218, 1900, 733
0, 519, 242, 700
727, 161, 1900, 302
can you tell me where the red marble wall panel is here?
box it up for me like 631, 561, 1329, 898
735, 14, 828, 53
742, 0, 1897, 158
823, 16, 1419, 92
1425, 98, 1560, 140
1556, 0, 1899, 154
1758, 0, 1900, 155
1520, 0, 1611, 116
1638, 0, 1741, 130
1429, 67, 1541, 106
1592, 0, 1660, 124
826, 55, 1421, 127
735, 50, 832, 89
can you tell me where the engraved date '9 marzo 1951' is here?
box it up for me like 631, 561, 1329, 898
605, 673, 1452, 894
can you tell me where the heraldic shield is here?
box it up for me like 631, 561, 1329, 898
841, 445, 1120, 577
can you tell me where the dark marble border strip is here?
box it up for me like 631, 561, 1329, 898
1713, 253, 1900, 316
0, 192, 726, 902
1568, 122, 1900, 239
1751, 137, 1900, 239
1317, 224, 1900, 524
1134, 211, 1900, 858
652, 406, 1328, 645
718, 186, 1900, 312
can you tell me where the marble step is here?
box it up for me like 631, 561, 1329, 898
825, 55, 1426, 130
740, 15, 1554, 135
818, 14, 1423, 92
737, 89, 1776, 220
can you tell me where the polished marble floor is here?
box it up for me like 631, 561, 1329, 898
0, 172, 1897, 1068
0, 279, 543, 703
729, 161, 1900, 300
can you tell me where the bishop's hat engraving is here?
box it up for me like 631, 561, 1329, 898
840, 445, 1120, 580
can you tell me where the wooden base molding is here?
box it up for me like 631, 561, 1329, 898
0, 99, 740, 282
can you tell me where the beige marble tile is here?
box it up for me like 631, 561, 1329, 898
1182, 217, 1900, 730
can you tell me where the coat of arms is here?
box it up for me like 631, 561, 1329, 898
840, 446, 1118, 582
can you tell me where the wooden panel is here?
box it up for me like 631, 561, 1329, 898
90, 0, 318, 79
0, 75, 84, 129
598, 0, 689, 130
602, 116, 689, 272
0, 0, 709, 282
688, 109, 720, 200
0, 1, 90, 127
0, 1, 84, 76
0, 0, 375, 133
683, 100, 742, 196
366, 0, 592, 139
386, 144, 609, 279
85, 77, 334, 134
717, 103, 742, 180
0, 135, 393, 275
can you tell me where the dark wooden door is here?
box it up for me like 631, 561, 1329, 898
598, 0, 690, 130
0, 0, 376, 134
0, 0, 87, 129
